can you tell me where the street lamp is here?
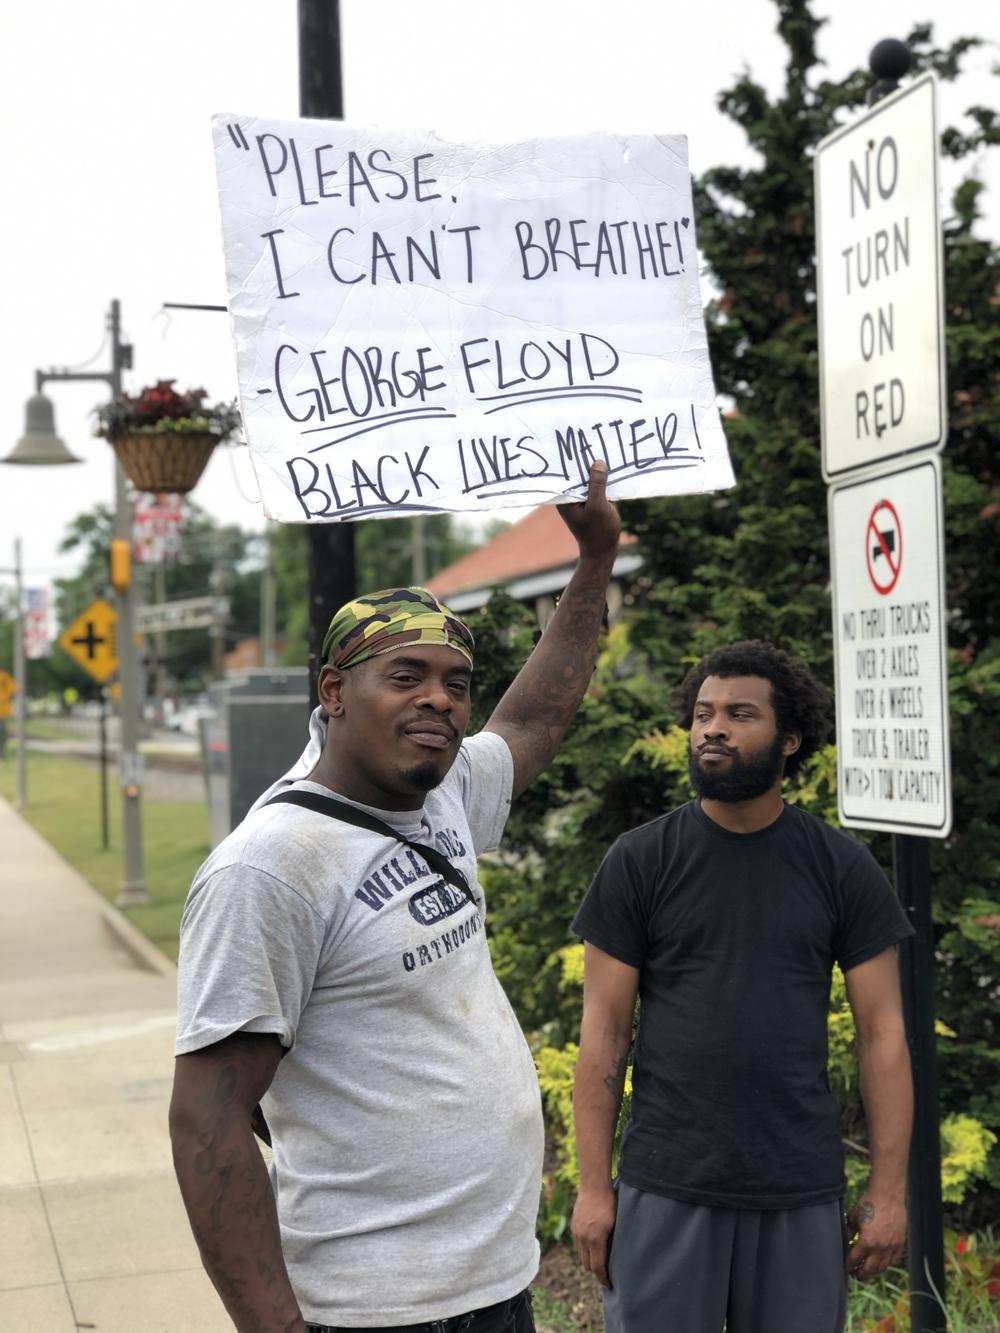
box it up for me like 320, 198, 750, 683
3, 299, 148, 906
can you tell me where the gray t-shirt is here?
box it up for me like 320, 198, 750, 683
175, 730, 543, 1326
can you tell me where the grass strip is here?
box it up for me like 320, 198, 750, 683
0, 746, 209, 963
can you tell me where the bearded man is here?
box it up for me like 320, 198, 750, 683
571, 640, 914, 1333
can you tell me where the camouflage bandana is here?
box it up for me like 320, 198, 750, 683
322, 587, 475, 671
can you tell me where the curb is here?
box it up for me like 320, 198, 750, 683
97, 895, 177, 979
1, 794, 178, 981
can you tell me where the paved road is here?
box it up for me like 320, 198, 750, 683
27, 722, 205, 803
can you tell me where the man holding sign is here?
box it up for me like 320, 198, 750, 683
170, 464, 619, 1332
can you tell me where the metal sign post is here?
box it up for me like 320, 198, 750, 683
816, 41, 948, 1333
895, 833, 946, 1330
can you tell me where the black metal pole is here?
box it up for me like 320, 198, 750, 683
298, 0, 357, 711
894, 833, 947, 1332
865, 39, 946, 1333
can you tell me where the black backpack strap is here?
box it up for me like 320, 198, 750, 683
265, 788, 475, 904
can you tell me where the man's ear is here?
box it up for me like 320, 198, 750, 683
318, 664, 347, 717
783, 730, 802, 759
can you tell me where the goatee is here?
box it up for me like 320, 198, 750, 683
688, 732, 786, 802
399, 761, 444, 793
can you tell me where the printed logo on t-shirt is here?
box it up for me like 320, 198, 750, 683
402, 911, 482, 973
353, 829, 469, 914
408, 879, 469, 925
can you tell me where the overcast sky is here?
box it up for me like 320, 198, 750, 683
1, 0, 995, 599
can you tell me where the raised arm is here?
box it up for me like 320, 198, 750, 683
843, 947, 913, 1281
484, 461, 621, 798
169, 1032, 307, 1332
571, 942, 640, 1288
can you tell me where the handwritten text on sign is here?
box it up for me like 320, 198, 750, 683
212, 116, 734, 522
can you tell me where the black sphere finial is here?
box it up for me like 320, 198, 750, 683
869, 39, 911, 81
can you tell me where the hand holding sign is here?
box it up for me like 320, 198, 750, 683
213, 115, 735, 523
556, 461, 621, 562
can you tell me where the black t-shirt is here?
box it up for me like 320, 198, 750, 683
572, 800, 913, 1210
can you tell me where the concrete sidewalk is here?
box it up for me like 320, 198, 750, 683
0, 796, 231, 1331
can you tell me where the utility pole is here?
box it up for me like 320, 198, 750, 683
6, 300, 148, 903
107, 301, 148, 907
210, 532, 230, 681
13, 539, 27, 809
261, 530, 277, 667
153, 563, 169, 703
298, 0, 357, 709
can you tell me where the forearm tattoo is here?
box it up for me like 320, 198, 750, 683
177, 1043, 301, 1331
501, 565, 608, 739
602, 1050, 629, 1102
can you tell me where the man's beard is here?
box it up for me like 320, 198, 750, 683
688, 732, 787, 802
399, 761, 444, 793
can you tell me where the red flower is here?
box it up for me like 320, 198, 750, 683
956, 1235, 968, 1255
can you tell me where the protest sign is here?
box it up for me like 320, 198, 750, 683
212, 115, 735, 522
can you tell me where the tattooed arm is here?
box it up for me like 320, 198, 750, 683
169, 1033, 307, 1332
844, 948, 912, 1280
485, 461, 620, 799
571, 943, 640, 1288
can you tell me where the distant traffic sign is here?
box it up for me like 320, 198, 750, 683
829, 457, 950, 836
59, 599, 119, 683
816, 73, 945, 481
0, 670, 15, 704
136, 596, 228, 634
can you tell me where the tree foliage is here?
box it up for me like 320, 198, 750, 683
470, 0, 999, 1218
52, 500, 264, 694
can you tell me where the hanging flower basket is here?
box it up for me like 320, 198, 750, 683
111, 430, 220, 494
94, 380, 241, 496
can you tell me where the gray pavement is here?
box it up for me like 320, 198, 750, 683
0, 795, 231, 1332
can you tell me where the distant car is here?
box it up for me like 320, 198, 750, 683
165, 700, 214, 736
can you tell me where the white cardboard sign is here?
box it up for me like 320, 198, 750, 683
212, 115, 735, 523
816, 74, 945, 481
829, 456, 951, 836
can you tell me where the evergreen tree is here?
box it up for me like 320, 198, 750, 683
471, 0, 1000, 1213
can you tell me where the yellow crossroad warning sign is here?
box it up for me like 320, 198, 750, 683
58, 599, 119, 683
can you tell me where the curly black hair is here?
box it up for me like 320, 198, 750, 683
675, 641, 833, 779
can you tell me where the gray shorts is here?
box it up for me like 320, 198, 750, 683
603, 1183, 847, 1333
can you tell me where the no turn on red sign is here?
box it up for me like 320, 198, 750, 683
816, 73, 945, 481
829, 456, 951, 836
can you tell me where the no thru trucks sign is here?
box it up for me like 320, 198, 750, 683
828, 457, 950, 836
